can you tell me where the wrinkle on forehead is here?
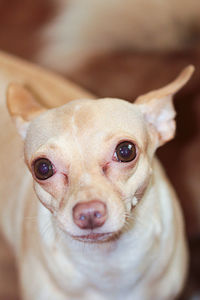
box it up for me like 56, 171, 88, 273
25, 98, 148, 161
70, 99, 148, 147
70, 103, 89, 170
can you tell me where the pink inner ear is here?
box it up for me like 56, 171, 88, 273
7, 83, 46, 140
140, 95, 176, 147
135, 66, 194, 147
7, 83, 45, 122
158, 119, 176, 146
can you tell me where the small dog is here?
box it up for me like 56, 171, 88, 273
0, 57, 194, 299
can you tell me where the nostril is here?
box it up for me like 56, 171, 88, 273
80, 214, 86, 221
73, 200, 107, 230
94, 211, 102, 218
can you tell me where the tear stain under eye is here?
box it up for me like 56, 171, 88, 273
61, 173, 69, 185
59, 197, 65, 210
102, 162, 110, 175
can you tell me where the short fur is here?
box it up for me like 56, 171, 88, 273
0, 53, 194, 299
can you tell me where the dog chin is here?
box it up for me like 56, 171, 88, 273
71, 232, 118, 243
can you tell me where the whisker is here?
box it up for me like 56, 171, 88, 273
124, 210, 147, 229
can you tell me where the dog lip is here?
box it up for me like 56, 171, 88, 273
71, 232, 113, 242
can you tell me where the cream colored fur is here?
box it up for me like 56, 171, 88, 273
0, 52, 194, 299
37, 0, 200, 71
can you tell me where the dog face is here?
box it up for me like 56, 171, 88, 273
24, 98, 152, 241
7, 66, 194, 242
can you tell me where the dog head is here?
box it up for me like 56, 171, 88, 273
7, 66, 194, 242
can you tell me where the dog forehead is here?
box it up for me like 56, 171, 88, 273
35, 98, 145, 134
67, 98, 145, 133
25, 98, 147, 158
74, 99, 147, 143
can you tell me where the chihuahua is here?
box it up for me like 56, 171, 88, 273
0, 59, 194, 299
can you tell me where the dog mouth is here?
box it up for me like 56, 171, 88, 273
71, 232, 115, 243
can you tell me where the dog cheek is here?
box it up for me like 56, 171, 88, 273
123, 161, 152, 210
105, 168, 138, 213
35, 173, 68, 198
34, 182, 53, 212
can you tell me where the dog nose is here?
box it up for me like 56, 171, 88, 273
73, 200, 107, 229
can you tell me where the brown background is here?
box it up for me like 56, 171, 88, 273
0, 1, 199, 299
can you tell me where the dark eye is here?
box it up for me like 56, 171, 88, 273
114, 141, 136, 162
33, 158, 54, 180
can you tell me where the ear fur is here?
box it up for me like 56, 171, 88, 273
7, 83, 46, 139
135, 65, 194, 147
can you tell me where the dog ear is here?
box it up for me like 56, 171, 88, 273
7, 83, 46, 139
135, 65, 194, 147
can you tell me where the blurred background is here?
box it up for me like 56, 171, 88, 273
0, 0, 199, 299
